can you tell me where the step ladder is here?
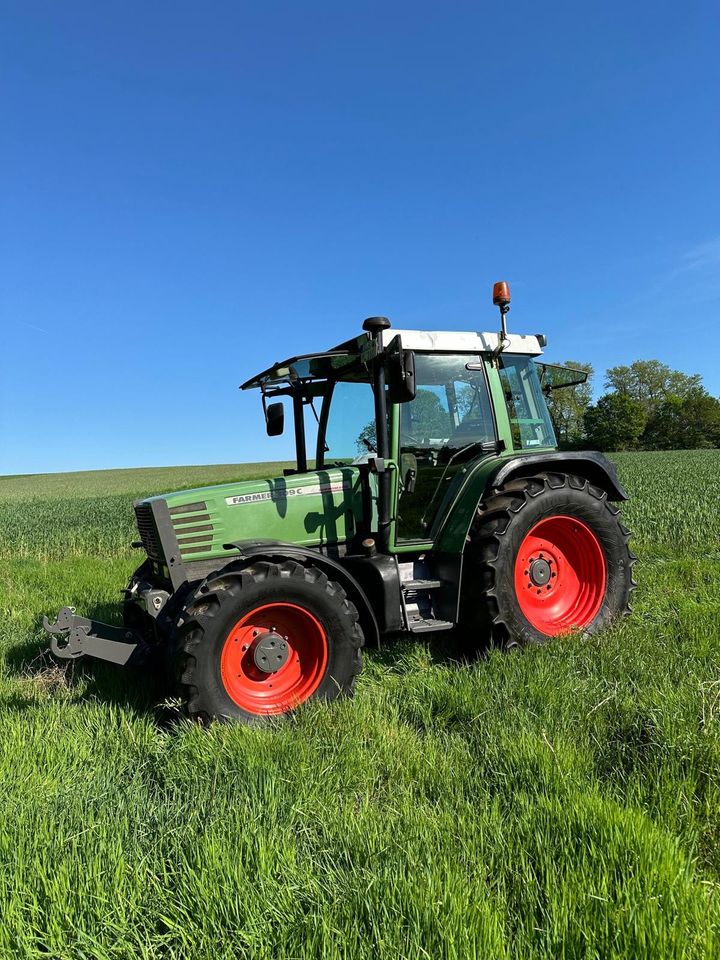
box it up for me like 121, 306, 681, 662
401, 577, 454, 634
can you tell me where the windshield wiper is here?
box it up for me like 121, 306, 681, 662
420, 440, 498, 530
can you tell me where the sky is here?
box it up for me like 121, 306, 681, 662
1, 0, 719, 475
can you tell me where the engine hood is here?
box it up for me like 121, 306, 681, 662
138, 466, 373, 564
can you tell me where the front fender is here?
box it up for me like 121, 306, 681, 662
220, 540, 380, 648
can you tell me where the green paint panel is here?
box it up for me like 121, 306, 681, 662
433, 446, 559, 554
433, 454, 508, 553
142, 467, 375, 562
484, 355, 515, 452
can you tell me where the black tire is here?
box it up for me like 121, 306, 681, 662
461, 472, 636, 650
175, 559, 364, 724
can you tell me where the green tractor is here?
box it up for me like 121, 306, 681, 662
44, 283, 635, 723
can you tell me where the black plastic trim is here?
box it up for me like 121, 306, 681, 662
293, 391, 308, 473
169, 501, 207, 515
341, 553, 403, 633
172, 513, 211, 525
150, 499, 188, 590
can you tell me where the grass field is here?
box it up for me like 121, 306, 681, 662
2, 451, 720, 959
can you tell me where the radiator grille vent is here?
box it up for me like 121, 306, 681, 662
170, 501, 214, 556
134, 503, 163, 561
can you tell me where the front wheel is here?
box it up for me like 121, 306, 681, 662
176, 559, 364, 723
461, 472, 636, 649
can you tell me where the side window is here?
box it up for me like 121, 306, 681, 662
498, 355, 556, 449
400, 355, 495, 453
319, 380, 376, 465
404, 384, 453, 445
397, 354, 495, 541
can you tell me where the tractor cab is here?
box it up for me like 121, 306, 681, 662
240, 319, 559, 553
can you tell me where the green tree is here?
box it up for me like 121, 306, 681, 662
545, 360, 594, 449
605, 360, 702, 416
403, 389, 451, 442
643, 388, 720, 450
681, 389, 720, 447
355, 419, 377, 453
584, 393, 647, 451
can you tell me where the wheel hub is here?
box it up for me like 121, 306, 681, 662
514, 516, 607, 636
528, 557, 552, 586
252, 631, 290, 673
220, 602, 329, 715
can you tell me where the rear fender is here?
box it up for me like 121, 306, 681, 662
435, 450, 628, 557
488, 451, 628, 501
427, 451, 628, 622
218, 540, 380, 648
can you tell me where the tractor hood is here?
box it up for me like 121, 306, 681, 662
135, 467, 373, 566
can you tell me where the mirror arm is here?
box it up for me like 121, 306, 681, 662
292, 392, 308, 473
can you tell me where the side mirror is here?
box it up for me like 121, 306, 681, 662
386, 348, 416, 404
265, 401, 285, 437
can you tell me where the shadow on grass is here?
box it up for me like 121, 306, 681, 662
7, 602, 181, 726
7, 605, 482, 727
371, 628, 487, 669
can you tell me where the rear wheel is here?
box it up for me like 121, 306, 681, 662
176, 559, 364, 723
462, 473, 636, 649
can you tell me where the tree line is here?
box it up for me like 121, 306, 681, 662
547, 359, 720, 451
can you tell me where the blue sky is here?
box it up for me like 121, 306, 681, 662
2, 1, 718, 475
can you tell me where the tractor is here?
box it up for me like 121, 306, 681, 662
44, 283, 635, 723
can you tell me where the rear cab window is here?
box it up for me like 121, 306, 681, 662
498, 355, 556, 450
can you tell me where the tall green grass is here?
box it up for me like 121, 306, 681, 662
1, 452, 720, 958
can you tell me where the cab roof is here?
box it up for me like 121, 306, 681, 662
240, 328, 545, 390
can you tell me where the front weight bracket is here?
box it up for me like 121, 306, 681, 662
43, 607, 146, 666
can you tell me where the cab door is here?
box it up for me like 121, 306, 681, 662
394, 353, 496, 543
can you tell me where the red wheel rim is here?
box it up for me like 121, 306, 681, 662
220, 602, 328, 715
514, 515, 607, 636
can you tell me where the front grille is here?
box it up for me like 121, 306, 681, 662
134, 503, 163, 561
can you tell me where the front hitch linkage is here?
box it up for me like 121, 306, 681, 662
43, 607, 145, 666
